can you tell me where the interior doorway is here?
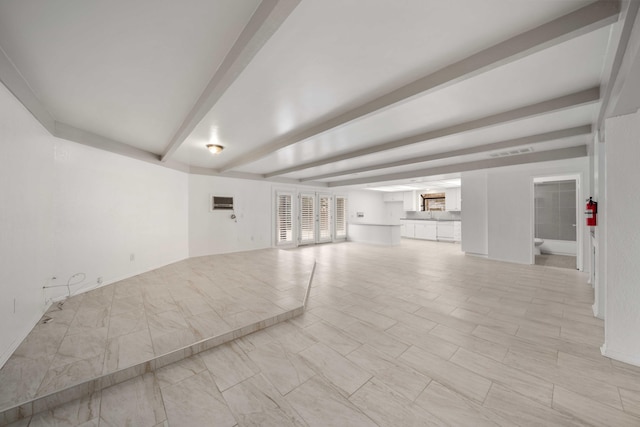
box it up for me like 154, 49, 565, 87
532, 175, 582, 270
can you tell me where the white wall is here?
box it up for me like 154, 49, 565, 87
487, 169, 533, 264
0, 82, 190, 368
461, 170, 488, 256
346, 190, 393, 224
188, 174, 272, 257
461, 158, 590, 267
593, 140, 606, 319
189, 179, 356, 256
0, 83, 56, 367
53, 139, 189, 296
603, 109, 640, 366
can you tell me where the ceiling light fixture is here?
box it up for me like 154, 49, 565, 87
206, 144, 224, 154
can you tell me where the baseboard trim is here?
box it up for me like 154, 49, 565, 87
51, 255, 191, 302
591, 303, 604, 319
601, 343, 640, 367
541, 251, 577, 257
464, 252, 488, 258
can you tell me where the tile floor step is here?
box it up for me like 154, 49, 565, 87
0, 250, 316, 426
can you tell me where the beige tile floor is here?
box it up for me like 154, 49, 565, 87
0, 249, 314, 417
5, 239, 640, 426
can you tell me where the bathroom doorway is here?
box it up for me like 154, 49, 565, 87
532, 175, 581, 270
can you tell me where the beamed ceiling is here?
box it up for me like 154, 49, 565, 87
0, 0, 637, 189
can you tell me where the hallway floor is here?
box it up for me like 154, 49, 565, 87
535, 254, 577, 270
4, 240, 640, 426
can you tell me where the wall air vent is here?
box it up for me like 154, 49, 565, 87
488, 147, 534, 158
212, 196, 234, 210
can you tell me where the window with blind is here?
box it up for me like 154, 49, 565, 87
335, 196, 347, 239
300, 194, 315, 243
276, 193, 293, 244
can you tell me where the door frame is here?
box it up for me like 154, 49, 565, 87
274, 190, 296, 247
531, 174, 583, 271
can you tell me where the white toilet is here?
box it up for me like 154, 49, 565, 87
534, 238, 544, 255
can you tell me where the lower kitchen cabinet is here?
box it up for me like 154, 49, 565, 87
401, 223, 415, 238
400, 220, 461, 242
436, 222, 454, 241
453, 221, 462, 241
414, 222, 437, 240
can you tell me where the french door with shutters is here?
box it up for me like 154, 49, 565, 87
275, 191, 294, 246
298, 192, 333, 245
299, 193, 316, 245
317, 194, 332, 243
335, 195, 347, 240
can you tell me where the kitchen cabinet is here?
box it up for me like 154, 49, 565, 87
401, 220, 461, 242
453, 221, 462, 242
401, 222, 415, 238
384, 191, 418, 210
445, 187, 462, 211
414, 221, 437, 240
437, 222, 454, 241
383, 192, 403, 202
403, 190, 417, 211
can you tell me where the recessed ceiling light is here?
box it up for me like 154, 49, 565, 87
206, 144, 224, 154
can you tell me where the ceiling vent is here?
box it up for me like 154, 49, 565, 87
488, 147, 534, 158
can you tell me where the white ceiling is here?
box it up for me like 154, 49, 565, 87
0, 0, 634, 190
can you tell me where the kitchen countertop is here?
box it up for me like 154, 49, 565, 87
400, 218, 460, 222
349, 222, 401, 226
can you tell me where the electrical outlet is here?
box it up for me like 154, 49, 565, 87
13, 298, 16, 314
97, 277, 103, 284
130, 253, 135, 261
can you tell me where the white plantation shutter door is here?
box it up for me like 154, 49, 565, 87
336, 197, 346, 238
319, 195, 331, 241
300, 194, 315, 243
276, 193, 292, 244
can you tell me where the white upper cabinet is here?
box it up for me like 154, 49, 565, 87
403, 190, 417, 211
382, 192, 403, 202
445, 187, 462, 211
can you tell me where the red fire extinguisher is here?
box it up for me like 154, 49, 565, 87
585, 197, 597, 227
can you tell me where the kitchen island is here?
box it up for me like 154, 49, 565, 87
348, 222, 401, 246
